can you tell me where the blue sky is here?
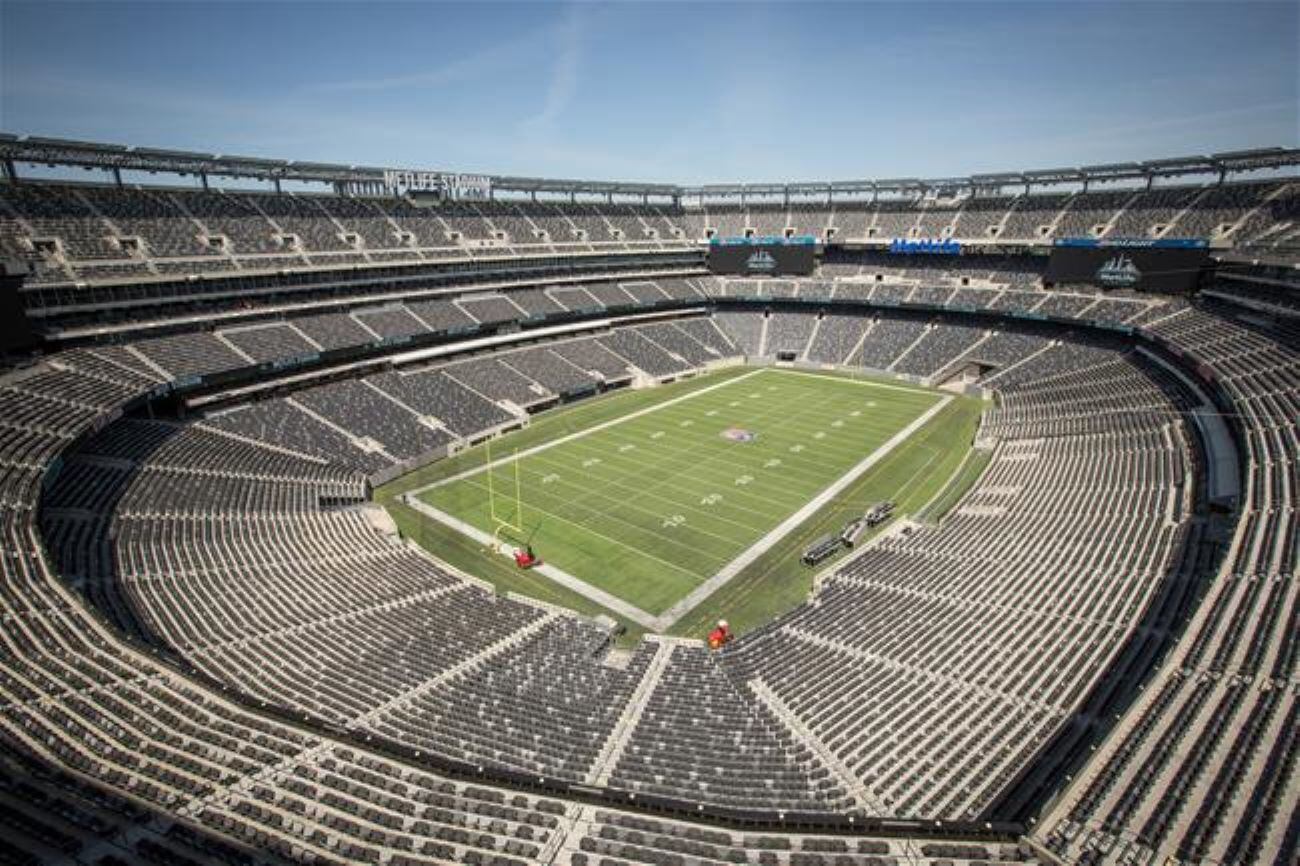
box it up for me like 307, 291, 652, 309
0, 1, 1295, 184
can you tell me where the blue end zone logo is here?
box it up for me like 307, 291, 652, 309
721, 427, 758, 442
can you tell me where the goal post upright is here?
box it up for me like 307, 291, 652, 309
485, 438, 525, 552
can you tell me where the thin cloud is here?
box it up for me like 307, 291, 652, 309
307, 25, 554, 95
518, 3, 586, 136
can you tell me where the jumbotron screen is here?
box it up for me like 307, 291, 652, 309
708, 236, 817, 276
1045, 238, 1209, 294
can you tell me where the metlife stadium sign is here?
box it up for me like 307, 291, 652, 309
1045, 237, 1209, 294
383, 170, 493, 201
708, 236, 817, 276
889, 237, 962, 255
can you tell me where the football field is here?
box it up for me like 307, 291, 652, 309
415, 367, 946, 622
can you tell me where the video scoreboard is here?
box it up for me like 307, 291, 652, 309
708, 236, 817, 276
1045, 238, 1210, 294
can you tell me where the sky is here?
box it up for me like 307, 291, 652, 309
0, 1, 1295, 185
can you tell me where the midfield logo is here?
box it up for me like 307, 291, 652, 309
721, 427, 759, 443
1097, 254, 1141, 288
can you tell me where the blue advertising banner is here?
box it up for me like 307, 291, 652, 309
889, 238, 962, 255
1054, 237, 1209, 249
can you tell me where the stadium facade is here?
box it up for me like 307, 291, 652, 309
0, 133, 1296, 866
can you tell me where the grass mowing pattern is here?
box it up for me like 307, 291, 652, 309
417, 368, 942, 616
665, 396, 985, 639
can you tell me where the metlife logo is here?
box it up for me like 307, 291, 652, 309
745, 250, 777, 272
888, 237, 962, 255
1045, 238, 1208, 293
1096, 254, 1142, 288
707, 236, 816, 275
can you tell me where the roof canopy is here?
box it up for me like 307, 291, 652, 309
1, 133, 1295, 200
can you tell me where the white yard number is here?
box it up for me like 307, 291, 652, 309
662, 514, 686, 529
700, 493, 722, 506
679, 419, 694, 427
735, 474, 754, 486
541, 473, 560, 485
814, 431, 826, 440
850, 410, 861, 418
764, 458, 782, 469
618, 443, 636, 453
728, 400, 741, 408
831, 419, 844, 428
789, 444, 805, 453
650, 431, 665, 440
705, 409, 719, 417
582, 457, 602, 468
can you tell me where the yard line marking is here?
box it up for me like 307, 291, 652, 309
648, 394, 953, 630
518, 453, 773, 536
410, 367, 767, 494
514, 375, 850, 522
527, 447, 785, 520
773, 367, 936, 396
548, 438, 820, 514
453, 476, 739, 566
410, 366, 953, 629
403, 495, 661, 629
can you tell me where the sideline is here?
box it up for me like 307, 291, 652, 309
649, 394, 952, 629
409, 367, 767, 495
403, 494, 663, 629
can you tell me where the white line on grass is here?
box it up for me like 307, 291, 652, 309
451, 475, 736, 572
410, 367, 768, 495
773, 367, 937, 395
407, 367, 955, 631
522, 452, 774, 535
648, 394, 953, 630
403, 495, 662, 629
465, 374, 856, 548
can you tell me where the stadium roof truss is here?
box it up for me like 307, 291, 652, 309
0, 133, 1296, 204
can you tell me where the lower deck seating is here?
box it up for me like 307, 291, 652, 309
3, 292, 1292, 866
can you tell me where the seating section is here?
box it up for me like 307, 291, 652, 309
221, 322, 320, 362
291, 311, 378, 350
764, 312, 819, 357
891, 321, 986, 377
1034, 304, 1299, 866
443, 356, 552, 407
713, 311, 764, 356
550, 337, 634, 382
204, 399, 395, 477
353, 305, 431, 340
560, 809, 1039, 866
806, 313, 868, 364
610, 644, 852, 812
855, 317, 928, 370
133, 331, 250, 379
598, 329, 692, 378
3, 261, 1295, 866
369, 369, 516, 436
294, 379, 453, 461
5, 178, 1297, 287
0, 355, 588, 866
495, 346, 593, 395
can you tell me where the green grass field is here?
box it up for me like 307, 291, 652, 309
413, 367, 947, 618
